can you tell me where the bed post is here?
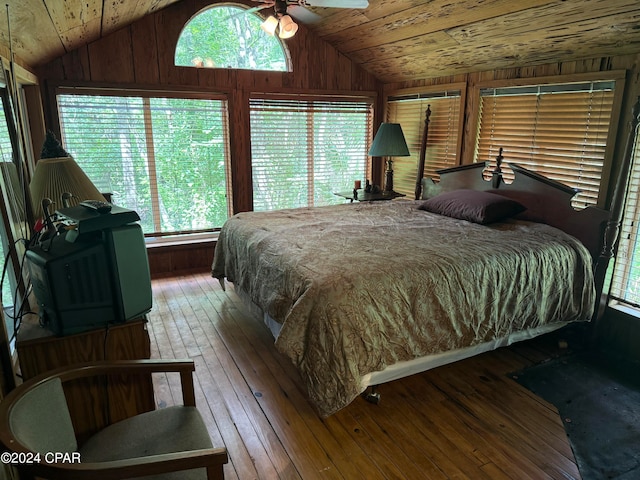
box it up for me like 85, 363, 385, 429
491, 148, 504, 188
592, 96, 640, 333
414, 105, 431, 200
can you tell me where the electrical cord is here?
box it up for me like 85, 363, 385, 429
0, 238, 34, 341
0, 238, 23, 301
11, 246, 36, 335
0, 244, 13, 303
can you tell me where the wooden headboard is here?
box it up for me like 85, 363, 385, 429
421, 157, 610, 262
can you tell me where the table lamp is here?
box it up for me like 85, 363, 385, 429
368, 123, 410, 192
29, 156, 105, 222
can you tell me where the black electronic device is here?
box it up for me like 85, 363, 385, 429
79, 200, 112, 213
56, 204, 140, 236
26, 209, 152, 336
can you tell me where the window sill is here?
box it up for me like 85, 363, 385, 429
607, 300, 640, 319
145, 232, 218, 249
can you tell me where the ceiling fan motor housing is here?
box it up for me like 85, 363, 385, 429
275, 0, 288, 16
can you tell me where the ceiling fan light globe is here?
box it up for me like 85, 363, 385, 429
278, 15, 298, 38
261, 16, 279, 36
304, 0, 369, 6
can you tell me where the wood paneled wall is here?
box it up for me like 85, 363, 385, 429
35, 0, 381, 276
147, 241, 215, 278
39, 0, 380, 92
37, 0, 381, 215
383, 53, 640, 209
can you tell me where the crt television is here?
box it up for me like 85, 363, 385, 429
26, 212, 152, 336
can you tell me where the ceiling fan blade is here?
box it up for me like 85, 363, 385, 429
288, 5, 322, 24
246, 6, 270, 15
226, 4, 270, 19
302, 0, 368, 8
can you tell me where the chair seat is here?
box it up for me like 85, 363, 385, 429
80, 405, 213, 480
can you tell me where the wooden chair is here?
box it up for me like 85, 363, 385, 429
0, 359, 228, 479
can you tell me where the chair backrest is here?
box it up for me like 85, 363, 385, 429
9, 377, 77, 453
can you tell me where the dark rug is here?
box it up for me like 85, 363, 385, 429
512, 351, 640, 479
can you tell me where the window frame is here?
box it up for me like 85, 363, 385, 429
609, 108, 640, 312
174, 3, 292, 72
53, 85, 232, 240
0, 70, 32, 349
468, 71, 626, 209
248, 93, 375, 211
384, 83, 466, 197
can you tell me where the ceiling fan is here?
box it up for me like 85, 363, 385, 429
251, 0, 369, 38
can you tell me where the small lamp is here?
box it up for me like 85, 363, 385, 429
260, 16, 279, 36
29, 156, 106, 221
261, 14, 298, 39
368, 123, 410, 192
278, 15, 298, 39
261, 0, 298, 39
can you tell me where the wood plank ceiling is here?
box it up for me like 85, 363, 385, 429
2, 0, 640, 83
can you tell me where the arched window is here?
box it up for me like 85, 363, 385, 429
175, 4, 289, 71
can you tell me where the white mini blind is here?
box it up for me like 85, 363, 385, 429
57, 93, 231, 237
609, 125, 640, 308
0, 98, 13, 162
475, 81, 615, 208
386, 92, 461, 198
250, 98, 373, 211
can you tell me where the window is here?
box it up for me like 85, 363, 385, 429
175, 5, 289, 71
56, 92, 231, 237
0, 161, 23, 307
386, 89, 462, 197
249, 98, 373, 211
0, 159, 26, 338
610, 123, 640, 308
0, 99, 12, 162
0, 92, 16, 309
0, 83, 30, 342
475, 81, 616, 208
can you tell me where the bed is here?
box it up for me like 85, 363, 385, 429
212, 96, 640, 417
211, 149, 620, 417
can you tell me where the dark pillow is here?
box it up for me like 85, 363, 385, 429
418, 189, 526, 224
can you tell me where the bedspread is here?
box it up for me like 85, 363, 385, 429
211, 200, 595, 416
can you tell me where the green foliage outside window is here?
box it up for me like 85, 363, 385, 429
175, 5, 288, 71
57, 94, 230, 236
250, 100, 372, 211
150, 97, 229, 232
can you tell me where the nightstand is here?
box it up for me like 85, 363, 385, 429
334, 189, 406, 202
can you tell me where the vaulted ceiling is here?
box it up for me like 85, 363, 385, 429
3, 0, 640, 83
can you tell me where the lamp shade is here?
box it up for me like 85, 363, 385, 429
368, 123, 410, 157
30, 156, 105, 220
278, 15, 298, 39
261, 16, 279, 36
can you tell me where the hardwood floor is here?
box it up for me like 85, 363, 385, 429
147, 272, 582, 480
